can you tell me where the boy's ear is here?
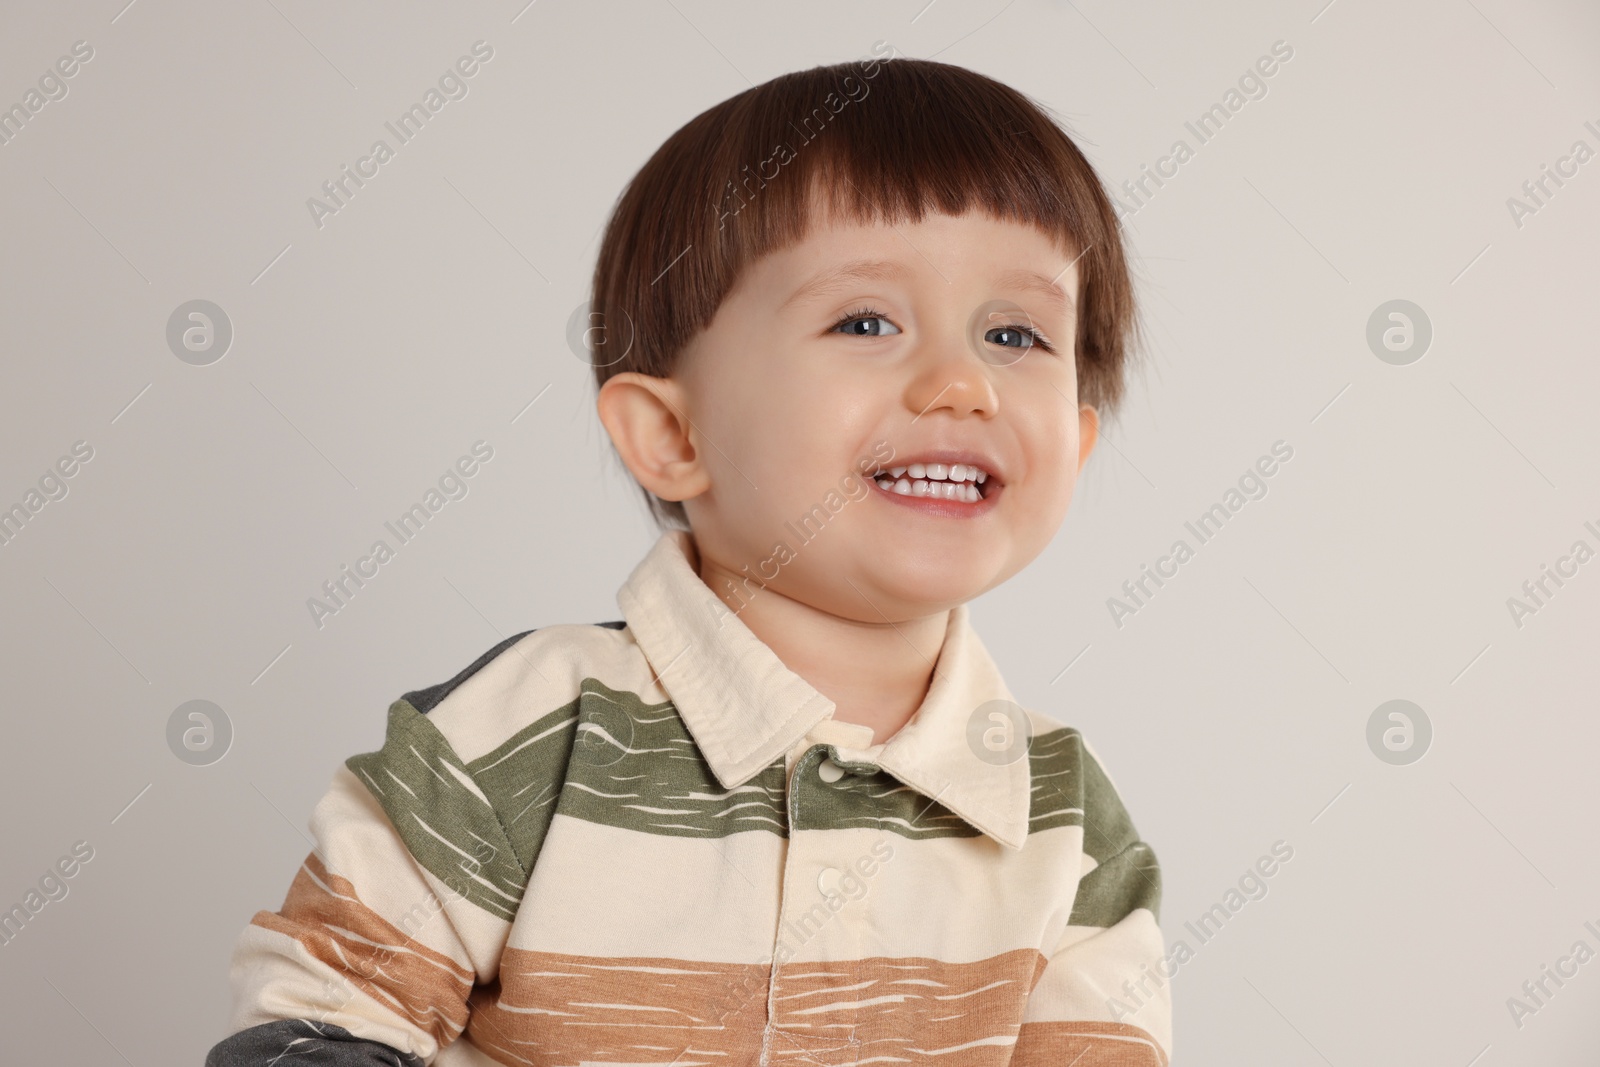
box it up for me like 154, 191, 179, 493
1076, 404, 1099, 475
595, 372, 710, 504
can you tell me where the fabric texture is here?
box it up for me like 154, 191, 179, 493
206, 529, 1171, 1066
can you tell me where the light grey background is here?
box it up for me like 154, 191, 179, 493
2, 0, 1597, 1063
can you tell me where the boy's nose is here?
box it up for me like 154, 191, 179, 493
904, 344, 999, 420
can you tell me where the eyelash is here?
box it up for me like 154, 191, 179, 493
829, 305, 1057, 355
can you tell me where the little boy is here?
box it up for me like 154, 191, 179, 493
207, 51, 1171, 1067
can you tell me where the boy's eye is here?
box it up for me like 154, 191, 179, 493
831, 307, 901, 337
830, 306, 1056, 355
985, 325, 1049, 352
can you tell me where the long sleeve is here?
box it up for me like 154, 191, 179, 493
206, 698, 528, 1065
1013, 739, 1172, 1066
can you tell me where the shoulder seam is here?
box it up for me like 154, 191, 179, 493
403, 620, 628, 714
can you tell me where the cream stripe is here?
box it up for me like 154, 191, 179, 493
506, 814, 1085, 963
509, 814, 783, 959
427, 624, 664, 764
433, 1037, 511, 1067
1022, 907, 1171, 1054
227, 922, 443, 1062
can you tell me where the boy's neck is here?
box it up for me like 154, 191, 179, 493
689, 533, 949, 747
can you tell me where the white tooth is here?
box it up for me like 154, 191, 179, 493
964, 483, 979, 503
908, 463, 925, 479
976, 469, 987, 484
893, 477, 911, 495
944, 482, 960, 499
890, 466, 906, 478
927, 463, 948, 480
950, 463, 967, 481
914, 480, 932, 497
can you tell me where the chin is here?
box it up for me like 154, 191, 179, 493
868, 570, 989, 613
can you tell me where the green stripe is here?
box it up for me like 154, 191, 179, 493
791, 745, 980, 839
1027, 727, 1139, 862
465, 696, 583, 878
1067, 840, 1163, 927
1029, 727, 1160, 927
346, 699, 524, 922
786, 725, 1137, 844
550, 680, 790, 839
350, 686, 1156, 918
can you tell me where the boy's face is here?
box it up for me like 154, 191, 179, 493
619, 203, 1098, 622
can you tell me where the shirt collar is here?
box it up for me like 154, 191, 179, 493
616, 529, 1033, 850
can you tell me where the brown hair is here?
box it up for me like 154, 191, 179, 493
588, 51, 1142, 530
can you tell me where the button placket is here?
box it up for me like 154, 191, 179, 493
767, 744, 868, 1063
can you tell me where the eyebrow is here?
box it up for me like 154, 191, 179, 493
779, 258, 1076, 316
780, 259, 912, 311
995, 267, 1076, 316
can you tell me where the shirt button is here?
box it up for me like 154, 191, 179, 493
817, 866, 844, 895
817, 757, 844, 782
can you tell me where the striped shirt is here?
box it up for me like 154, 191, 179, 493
206, 529, 1172, 1066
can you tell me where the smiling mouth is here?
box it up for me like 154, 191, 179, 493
867, 462, 993, 503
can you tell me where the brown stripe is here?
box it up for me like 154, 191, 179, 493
249, 850, 475, 1049
1013, 1020, 1169, 1067
465, 947, 1055, 1065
